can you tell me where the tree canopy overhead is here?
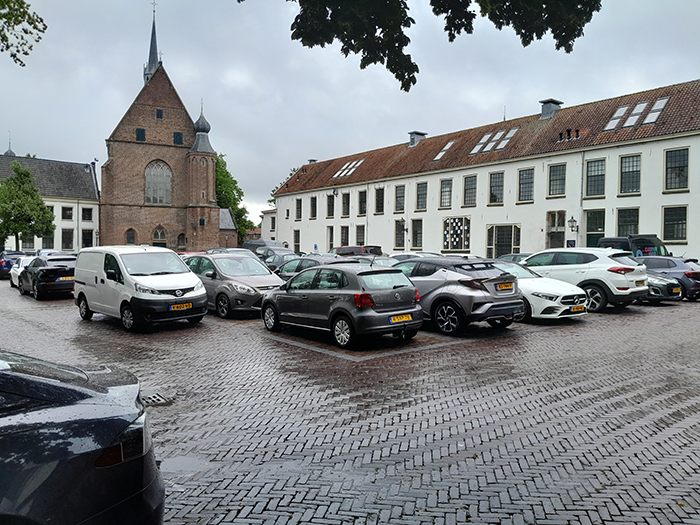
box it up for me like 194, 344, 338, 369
240, 0, 602, 91
1, 0, 47, 66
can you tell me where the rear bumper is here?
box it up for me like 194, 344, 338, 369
469, 299, 525, 322
353, 305, 424, 336
38, 280, 75, 294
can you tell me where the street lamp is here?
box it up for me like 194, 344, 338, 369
568, 216, 579, 232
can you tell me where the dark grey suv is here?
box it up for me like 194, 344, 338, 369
261, 264, 423, 348
634, 256, 700, 300
394, 257, 524, 334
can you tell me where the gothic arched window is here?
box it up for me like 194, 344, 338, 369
145, 160, 172, 205
126, 229, 136, 245
177, 233, 185, 247
153, 228, 166, 247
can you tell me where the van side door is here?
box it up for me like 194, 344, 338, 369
101, 253, 125, 318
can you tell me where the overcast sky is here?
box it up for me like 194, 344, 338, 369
2, 1, 699, 223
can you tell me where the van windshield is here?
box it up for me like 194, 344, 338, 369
122, 252, 190, 276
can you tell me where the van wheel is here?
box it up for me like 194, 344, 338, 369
121, 304, 141, 332
216, 294, 231, 318
78, 296, 93, 320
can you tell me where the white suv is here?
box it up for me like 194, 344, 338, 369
521, 248, 648, 312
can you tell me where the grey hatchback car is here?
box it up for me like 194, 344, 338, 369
394, 257, 524, 334
261, 264, 423, 348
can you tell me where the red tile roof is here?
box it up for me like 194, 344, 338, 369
276, 79, 700, 197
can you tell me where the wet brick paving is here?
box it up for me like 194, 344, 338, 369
4, 282, 700, 524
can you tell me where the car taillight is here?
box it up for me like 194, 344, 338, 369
354, 293, 374, 308
607, 267, 635, 275
95, 413, 152, 467
415, 289, 420, 302
685, 271, 700, 281
459, 278, 487, 290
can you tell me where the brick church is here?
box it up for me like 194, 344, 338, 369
99, 14, 235, 251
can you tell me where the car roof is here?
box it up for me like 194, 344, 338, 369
313, 263, 402, 274
526, 247, 632, 256
79, 245, 176, 255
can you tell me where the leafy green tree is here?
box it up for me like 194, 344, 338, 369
1, 0, 47, 66
238, 0, 601, 91
268, 167, 298, 205
0, 161, 55, 250
215, 154, 256, 244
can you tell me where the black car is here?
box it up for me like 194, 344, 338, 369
274, 255, 358, 281
0, 350, 165, 524
18, 254, 77, 299
0, 250, 26, 278
262, 264, 423, 348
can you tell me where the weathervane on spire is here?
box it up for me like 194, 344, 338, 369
152, 0, 157, 14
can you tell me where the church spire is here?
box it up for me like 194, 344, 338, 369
143, 1, 159, 84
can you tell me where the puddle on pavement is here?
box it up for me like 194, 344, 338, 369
159, 456, 211, 472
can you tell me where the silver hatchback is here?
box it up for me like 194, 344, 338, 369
261, 264, 423, 348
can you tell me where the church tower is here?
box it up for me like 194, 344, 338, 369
99, 9, 220, 250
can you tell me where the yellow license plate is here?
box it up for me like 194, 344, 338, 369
170, 303, 192, 311
390, 314, 412, 324
497, 283, 513, 291
59, 276, 74, 281
636, 280, 645, 286
571, 305, 585, 312
673, 287, 681, 294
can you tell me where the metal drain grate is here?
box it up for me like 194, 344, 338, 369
140, 389, 172, 407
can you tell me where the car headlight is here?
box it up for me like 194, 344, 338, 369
647, 275, 662, 286
532, 291, 558, 302
194, 280, 204, 291
135, 283, 161, 294
95, 412, 152, 467
232, 282, 256, 295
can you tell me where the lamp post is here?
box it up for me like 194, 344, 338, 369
568, 216, 579, 232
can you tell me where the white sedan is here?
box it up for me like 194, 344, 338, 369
9, 256, 36, 288
493, 260, 588, 321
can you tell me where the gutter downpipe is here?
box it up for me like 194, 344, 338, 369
578, 151, 585, 247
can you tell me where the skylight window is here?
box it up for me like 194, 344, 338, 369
482, 130, 505, 152
622, 102, 649, 127
469, 133, 492, 155
643, 97, 669, 124
332, 159, 365, 178
433, 140, 455, 161
495, 127, 519, 150
603, 105, 629, 131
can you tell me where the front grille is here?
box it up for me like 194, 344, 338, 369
160, 286, 195, 297
561, 294, 587, 306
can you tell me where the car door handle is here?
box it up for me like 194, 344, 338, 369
300, 295, 308, 300
327, 296, 336, 300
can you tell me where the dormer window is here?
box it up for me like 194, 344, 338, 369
469, 133, 492, 155
622, 102, 648, 127
643, 97, 669, 124
603, 106, 629, 131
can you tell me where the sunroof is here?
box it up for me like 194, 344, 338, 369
433, 140, 455, 161
643, 97, 669, 124
622, 102, 649, 127
603, 105, 629, 131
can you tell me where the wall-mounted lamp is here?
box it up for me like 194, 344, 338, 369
568, 216, 579, 232
398, 218, 409, 232
332, 188, 338, 196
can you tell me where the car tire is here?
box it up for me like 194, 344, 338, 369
187, 315, 204, 325
262, 304, 280, 332
18, 278, 25, 295
332, 315, 355, 348
487, 318, 513, 329
216, 294, 231, 319
32, 280, 42, 301
515, 299, 531, 322
121, 304, 141, 332
78, 295, 93, 320
434, 301, 464, 335
583, 284, 607, 312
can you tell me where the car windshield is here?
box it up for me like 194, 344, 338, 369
451, 262, 501, 278
359, 270, 413, 290
492, 261, 540, 278
216, 256, 271, 276
122, 251, 190, 275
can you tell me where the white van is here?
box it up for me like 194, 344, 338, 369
74, 246, 207, 331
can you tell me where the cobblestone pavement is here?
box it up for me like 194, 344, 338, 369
4, 282, 700, 525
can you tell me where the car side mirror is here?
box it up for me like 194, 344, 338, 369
106, 269, 117, 281
205, 270, 217, 279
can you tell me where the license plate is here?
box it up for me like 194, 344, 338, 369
496, 283, 513, 291
59, 276, 74, 281
571, 305, 585, 312
636, 280, 645, 286
390, 314, 412, 324
170, 303, 192, 311
673, 287, 681, 294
